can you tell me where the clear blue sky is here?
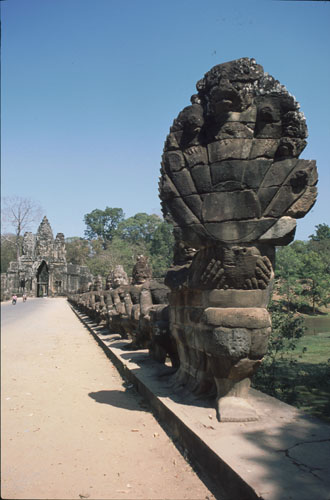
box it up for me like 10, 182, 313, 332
1, 0, 329, 240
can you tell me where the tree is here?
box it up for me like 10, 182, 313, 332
308, 223, 330, 274
299, 250, 330, 314
309, 223, 330, 242
149, 220, 174, 276
275, 243, 305, 310
252, 302, 306, 404
116, 213, 162, 245
1, 196, 43, 259
65, 237, 90, 265
275, 224, 330, 313
0, 234, 18, 272
116, 214, 174, 277
84, 207, 124, 248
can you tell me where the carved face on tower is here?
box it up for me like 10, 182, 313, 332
132, 255, 152, 285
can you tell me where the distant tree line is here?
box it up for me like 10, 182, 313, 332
1, 197, 330, 296
275, 223, 330, 314
65, 207, 174, 278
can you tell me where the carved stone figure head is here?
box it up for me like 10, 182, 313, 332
132, 255, 152, 285
92, 275, 103, 292
110, 265, 129, 289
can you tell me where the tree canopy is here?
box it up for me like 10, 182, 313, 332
309, 223, 330, 242
78, 208, 173, 277
84, 207, 124, 247
275, 223, 330, 313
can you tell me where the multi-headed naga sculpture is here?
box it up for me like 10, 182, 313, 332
159, 58, 317, 421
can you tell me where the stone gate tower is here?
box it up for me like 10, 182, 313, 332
1, 216, 92, 299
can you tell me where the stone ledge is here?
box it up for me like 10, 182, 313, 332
71, 305, 330, 500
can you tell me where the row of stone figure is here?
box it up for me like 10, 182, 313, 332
68, 255, 179, 368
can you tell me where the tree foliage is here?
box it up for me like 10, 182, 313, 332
309, 223, 330, 242
0, 234, 18, 273
65, 237, 90, 266
252, 301, 306, 404
81, 208, 174, 278
84, 207, 124, 248
275, 223, 330, 313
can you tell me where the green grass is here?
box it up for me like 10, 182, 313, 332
291, 331, 330, 364
253, 313, 330, 422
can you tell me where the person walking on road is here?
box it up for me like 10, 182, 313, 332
12, 295, 18, 305
22, 293, 27, 302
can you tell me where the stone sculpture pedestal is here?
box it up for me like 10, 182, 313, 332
170, 287, 272, 421
159, 57, 317, 422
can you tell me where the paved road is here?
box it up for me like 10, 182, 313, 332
1, 298, 214, 500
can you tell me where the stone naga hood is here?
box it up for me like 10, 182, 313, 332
159, 58, 317, 248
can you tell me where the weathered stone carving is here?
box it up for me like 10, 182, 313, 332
132, 255, 152, 284
22, 232, 36, 260
69, 257, 173, 360
159, 58, 317, 421
106, 257, 170, 350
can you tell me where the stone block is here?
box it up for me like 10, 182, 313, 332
254, 122, 282, 139
249, 139, 279, 159
250, 327, 271, 358
202, 327, 251, 360
166, 198, 200, 226
210, 160, 244, 185
183, 146, 208, 167
171, 169, 197, 196
164, 132, 179, 151
163, 150, 185, 173
171, 325, 187, 345
208, 139, 252, 162
286, 186, 317, 219
226, 104, 257, 123
257, 187, 278, 212
206, 289, 270, 308
158, 174, 180, 201
242, 159, 272, 188
203, 307, 271, 328
215, 122, 254, 139
190, 164, 212, 193
259, 216, 296, 243
173, 224, 208, 250
261, 159, 297, 188
204, 219, 275, 243
276, 137, 307, 158
188, 307, 204, 324
169, 291, 185, 307
186, 289, 204, 307
169, 307, 176, 325
265, 186, 302, 217
182, 195, 203, 219
202, 191, 260, 223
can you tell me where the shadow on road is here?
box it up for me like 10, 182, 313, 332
88, 389, 150, 412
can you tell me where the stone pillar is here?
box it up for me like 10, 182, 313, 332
159, 58, 318, 421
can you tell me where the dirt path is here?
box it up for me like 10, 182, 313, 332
1, 298, 215, 500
